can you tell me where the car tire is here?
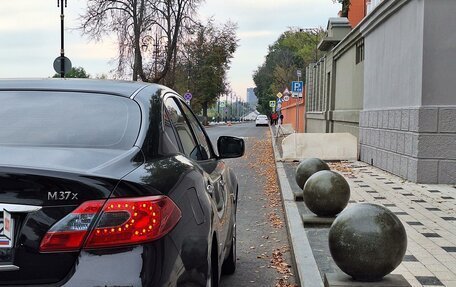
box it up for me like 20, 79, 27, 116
221, 222, 236, 275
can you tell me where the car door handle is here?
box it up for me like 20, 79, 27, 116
206, 184, 214, 195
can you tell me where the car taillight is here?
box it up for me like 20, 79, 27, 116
40, 196, 181, 252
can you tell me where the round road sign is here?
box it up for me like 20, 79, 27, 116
53, 56, 72, 75
283, 95, 290, 102
184, 92, 192, 101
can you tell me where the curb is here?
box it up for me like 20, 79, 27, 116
269, 126, 324, 287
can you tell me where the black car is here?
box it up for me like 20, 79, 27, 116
0, 79, 244, 286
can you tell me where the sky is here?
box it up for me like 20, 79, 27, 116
0, 1, 340, 100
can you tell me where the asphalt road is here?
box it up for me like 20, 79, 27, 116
206, 122, 297, 287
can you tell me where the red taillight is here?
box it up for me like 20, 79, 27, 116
40, 196, 181, 252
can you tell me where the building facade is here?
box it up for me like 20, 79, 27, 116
305, 0, 456, 184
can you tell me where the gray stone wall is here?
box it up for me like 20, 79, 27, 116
306, 117, 327, 133
360, 107, 456, 184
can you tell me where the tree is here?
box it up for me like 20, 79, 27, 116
53, 67, 90, 78
80, 0, 201, 83
174, 20, 238, 118
333, 0, 350, 17
253, 28, 324, 114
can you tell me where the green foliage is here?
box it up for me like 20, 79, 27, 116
174, 20, 238, 117
53, 67, 90, 78
253, 29, 324, 114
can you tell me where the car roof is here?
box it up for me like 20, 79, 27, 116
0, 78, 154, 97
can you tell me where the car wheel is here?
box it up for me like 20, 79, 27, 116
221, 222, 236, 275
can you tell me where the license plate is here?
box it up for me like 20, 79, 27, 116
0, 210, 13, 248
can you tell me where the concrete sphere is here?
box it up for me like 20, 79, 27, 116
295, 158, 330, 189
303, 170, 350, 217
329, 203, 407, 282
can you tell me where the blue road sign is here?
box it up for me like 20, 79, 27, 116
291, 81, 303, 93
277, 98, 283, 104
184, 92, 192, 101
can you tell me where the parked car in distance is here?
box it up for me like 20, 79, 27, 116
255, 114, 269, 126
0, 79, 245, 287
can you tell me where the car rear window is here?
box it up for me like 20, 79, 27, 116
0, 91, 141, 149
258, 115, 267, 119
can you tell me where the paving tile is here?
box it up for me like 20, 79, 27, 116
319, 161, 456, 287
422, 233, 442, 238
415, 276, 444, 286
426, 208, 441, 211
441, 280, 456, 287
403, 255, 419, 262
441, 217, 456, 221
432, 271, 456, 281
442, 247, 456, 253
366, 190, 378, 193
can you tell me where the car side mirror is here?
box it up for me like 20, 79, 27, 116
217, 136, 245, 159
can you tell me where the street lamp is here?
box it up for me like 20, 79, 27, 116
54, 0, 71, 78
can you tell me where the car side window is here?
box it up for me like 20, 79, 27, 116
178, 100, 212, 160
164, 97, 205, 161
162, 106, 181, 152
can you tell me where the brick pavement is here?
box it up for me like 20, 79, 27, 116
282, 160, 456, 287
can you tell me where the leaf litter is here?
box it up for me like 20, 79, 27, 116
247, 131, 298, 287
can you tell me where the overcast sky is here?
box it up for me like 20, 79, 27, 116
0, 0, 340, 99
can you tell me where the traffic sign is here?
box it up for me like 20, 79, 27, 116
53, 56, 72, 75
277, 98, 283, 104
283, 88, 290, 96
184, 92, 192, 101
297, 70, 302, 78
269, 101, 276, 108
276, 92, 283, 99
283, 95, 290, 102
291, 81, 304, 98
185, 100, 191, 105
291, 81, 303, 93
220, 101, 226, 108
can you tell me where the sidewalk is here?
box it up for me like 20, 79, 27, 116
272, 133, 456, 287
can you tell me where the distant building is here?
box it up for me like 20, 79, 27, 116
246, 88, 258, 108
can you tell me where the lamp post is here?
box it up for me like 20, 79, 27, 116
58, 0, 67, 78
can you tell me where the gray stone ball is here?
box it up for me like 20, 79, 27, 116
303, 170, 350, 217
329, 203, 407, 282
295, 158, 330, 189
